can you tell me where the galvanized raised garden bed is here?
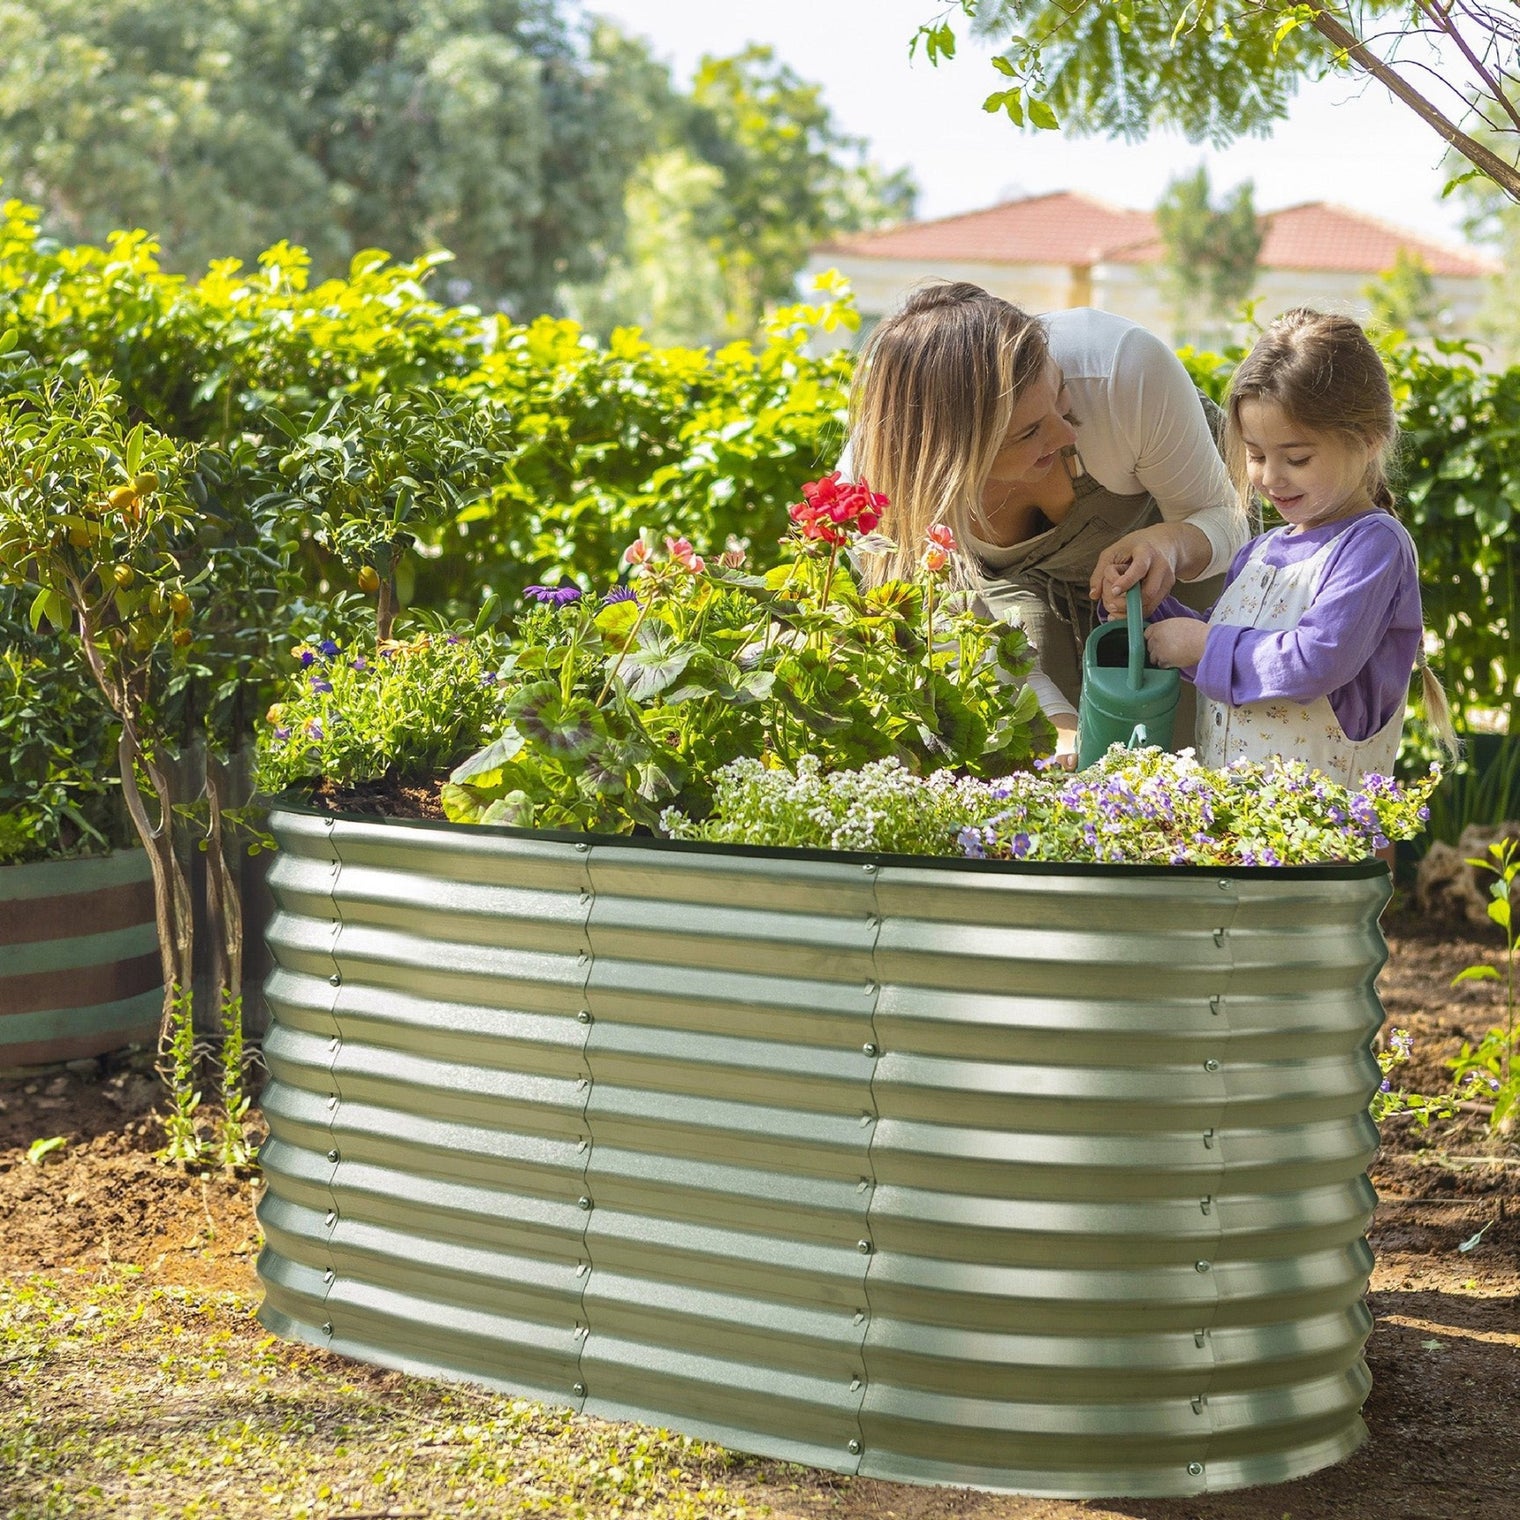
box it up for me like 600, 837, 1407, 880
256, 803, 1390, 1499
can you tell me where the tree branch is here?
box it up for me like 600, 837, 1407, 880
1416, 0, 1520, 134
1307, 5, 1520, 199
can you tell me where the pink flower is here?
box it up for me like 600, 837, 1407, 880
922, 521, 958, 573
622, 538, 652, 567
665, 536, 705, 573
789, 473, 889, 545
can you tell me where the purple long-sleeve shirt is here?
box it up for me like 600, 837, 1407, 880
1151, 510, 1423, 742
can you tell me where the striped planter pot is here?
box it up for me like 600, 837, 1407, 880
0, 849, 161, 1067
258, 805, 1390, 1500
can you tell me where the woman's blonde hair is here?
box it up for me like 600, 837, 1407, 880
847, 281, 1049, 586
1225, 307, 1457, 758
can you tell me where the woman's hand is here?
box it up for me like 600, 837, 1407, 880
1090, 522, 1213, 615
1144, 618, 1209, 670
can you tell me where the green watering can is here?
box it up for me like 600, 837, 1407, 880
1076, 584, 1180, 768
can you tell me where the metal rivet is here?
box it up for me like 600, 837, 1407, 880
850, 1377, 862, 1392
578, 1196, 592, 1211
1188, 1461, 1204, 1477
861, 863, 876, 875
573, 1381, 587, 1396
326, 1148, 340, 1164
324, 1269, 335, 1284
1204, 1058, 1220, 1073
576, 1262, 589, 1277
324, 1210, 336, 1227
862, 1042, 878, 1057
576, 1078, 588, 1091
328, 972, 342, 986
575, 841, 590, 854
1195, 1260, 1211, 1273
321, 1321, 333, 1336
862, 981, 877, 996
848, 1439, 863, 1455
577, 1009, 592, 1024
856, 1239, 872, 1255
1217, 879, 1230, 891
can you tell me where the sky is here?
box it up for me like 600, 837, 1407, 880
586, 0, 1481, 254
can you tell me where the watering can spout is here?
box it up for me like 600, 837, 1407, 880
1075, 585, 1181, 769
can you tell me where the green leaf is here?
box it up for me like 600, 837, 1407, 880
616, 623, 696, 703
25, 1135, 67, 1165
1027, 97, 1060, 131
450, 726, 526, 785
1487, 898, 1510, 930
991, 54, 1017, 77
1451, 964, 1501, 985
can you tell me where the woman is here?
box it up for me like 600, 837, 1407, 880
847, 280, 1251, 760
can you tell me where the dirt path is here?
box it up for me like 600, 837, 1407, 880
2, 903, 1517, 1520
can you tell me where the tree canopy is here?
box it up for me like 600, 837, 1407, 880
1153, 167, 1261, 345
0, 1, 663, 315
918, 3, 1520, 201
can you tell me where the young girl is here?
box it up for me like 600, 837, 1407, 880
1105, 308, 1455, 783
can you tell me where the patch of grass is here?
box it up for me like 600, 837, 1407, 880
0, 1271, 780, 1519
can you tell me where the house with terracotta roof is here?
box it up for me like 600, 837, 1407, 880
805, 191, 1501, 352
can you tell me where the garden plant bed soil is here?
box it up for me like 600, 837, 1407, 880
1, 900, 1516, 1520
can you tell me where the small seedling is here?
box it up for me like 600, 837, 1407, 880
25, 1135, 67, 1165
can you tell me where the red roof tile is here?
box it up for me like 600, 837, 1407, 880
819, 190, 1155, 266
821, 193, 1500, 279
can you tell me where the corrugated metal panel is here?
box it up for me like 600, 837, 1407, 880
0, 848, 160, 1065
258, 808, 1390, 1497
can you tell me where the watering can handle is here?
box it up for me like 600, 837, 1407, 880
1126, 583, 1145, 691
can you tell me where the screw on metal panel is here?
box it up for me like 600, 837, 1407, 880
327, 1094, 338, 1110
329, 1037, 339, 1053
853, 1310, 866, 1325
1212, 927, 1226, 946
1217, 879, 1230, 891
862, 863, 877, 874
577, 1009, 592, 1024
1204, 1058, 1220, 1073
576, 1078, 588, 1092
862, 1043, 878, 1057
1200, 1196, 1213, 1216
324, 1210, 337, 1227
576, 1262, 589, 1277
578, 951, 590, 967
1209, 996, 1223, 1016
574, 1325, 587, 1339
1193, 1330, 1206, 1348
862, 981, 878, 996
1202, 1128, 1215, 1149
850, 1377, 862, 1392
578, 1196, 592, 1210
579, 890, 592, 906
329, 972, 342, 986
577, 1139, 588, 1153
1195, 1260, 1211, 1273
324, 1269, 335, 1284
326, 1149, 340, 1164
575, 841, 590, 853
847, 1439, 863, 1455
856, 1239, 872, 1255
573, 1382, 587, 1396
857, 1179, 871, 1192
1188, 1461, 1204, 1477
322, 1322, 333, 1336
859, 1113, 875, 1126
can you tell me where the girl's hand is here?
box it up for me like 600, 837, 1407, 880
1145, 618, 1209, 670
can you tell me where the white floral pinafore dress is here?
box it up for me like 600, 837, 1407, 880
1196, 532, 1403, 785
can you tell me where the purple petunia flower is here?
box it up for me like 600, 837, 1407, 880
1380, 1078, 1392, 1093
957, 826, 986, 860
318, 638, 339, 658
524, 584, 584, 607
1009, 832, 1032, 859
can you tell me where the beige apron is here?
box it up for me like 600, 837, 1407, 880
1196, 530, 1403, 783
975, 470, 1227, 745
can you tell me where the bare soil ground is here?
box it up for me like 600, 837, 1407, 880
1, 898, 1516, 1520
